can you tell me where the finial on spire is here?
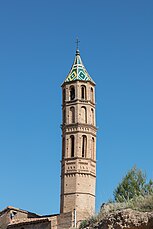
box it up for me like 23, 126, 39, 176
76, 37, 80, 51
76, 37, 80, 55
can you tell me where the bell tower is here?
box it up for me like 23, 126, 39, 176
60, 48, 97, 221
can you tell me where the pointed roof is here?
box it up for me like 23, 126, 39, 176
64, 49, 95, 84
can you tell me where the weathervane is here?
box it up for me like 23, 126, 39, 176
76, 37, 80, 50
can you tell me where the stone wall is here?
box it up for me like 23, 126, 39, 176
56, 212, 73, 229
2, 211, 73, 229
7, 221, 51, 229
0, 210, 10, 229
0, 207, 38, 229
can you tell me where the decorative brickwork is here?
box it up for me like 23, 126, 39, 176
60, 49, 97, 223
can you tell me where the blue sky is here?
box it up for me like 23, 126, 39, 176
0, 0, 153, 215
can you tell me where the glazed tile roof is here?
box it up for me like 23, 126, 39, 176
64, 49, 95, 83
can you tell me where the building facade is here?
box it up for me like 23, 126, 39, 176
60, 48, 97, 221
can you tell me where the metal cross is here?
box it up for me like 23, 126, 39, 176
76, 37, 80, 50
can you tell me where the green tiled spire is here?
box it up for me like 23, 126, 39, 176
64, 49, 95, 83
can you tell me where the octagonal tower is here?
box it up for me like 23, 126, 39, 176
60, 48, 97, 221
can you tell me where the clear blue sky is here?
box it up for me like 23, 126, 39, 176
0, 0, 153, 215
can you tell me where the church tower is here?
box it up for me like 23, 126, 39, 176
60, 47, 97, 221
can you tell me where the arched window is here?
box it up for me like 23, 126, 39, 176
63, 109, 66, 124
62, 137, 65, 159
81, 85, 86, 100
91, 137, 95, 160
81, 106, 87, 123
63, 88, 66, 104
91, 87, 94, 103
70, 86, 75, 100
82, 135, 87, 158
91, 108, 94, 125
69, 107, 75, 123
70, 135, 75, 157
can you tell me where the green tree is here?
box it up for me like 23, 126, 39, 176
114, 166, 153, 202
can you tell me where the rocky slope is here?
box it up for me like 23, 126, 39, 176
88, 209, 153, 229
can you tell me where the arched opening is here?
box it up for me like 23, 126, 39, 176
81, 85, 86, 100
82, 135, 87, 158
69, 107, 75, 123
91, 108, 94, 125
62, 137, 65, 159
91, 137, 95, 160
81, 106, 87, 123
91, 87, 94, 103
70, 86, 75, 100
63, 88, 66, 104
70, 135, 75, 157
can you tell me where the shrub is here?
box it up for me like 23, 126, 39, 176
79, 220, 88, 229
114, 166, 153, 202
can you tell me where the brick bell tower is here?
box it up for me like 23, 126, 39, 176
60, 46, 97, 221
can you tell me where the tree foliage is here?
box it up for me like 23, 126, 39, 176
114, 166, 153, 202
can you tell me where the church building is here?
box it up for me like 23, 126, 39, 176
0, 47, 97, 229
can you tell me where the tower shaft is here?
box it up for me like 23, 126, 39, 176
60, 50, 97, 221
